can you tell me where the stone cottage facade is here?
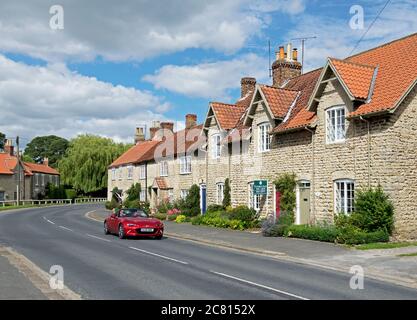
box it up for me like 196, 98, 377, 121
109, 33, 417, 239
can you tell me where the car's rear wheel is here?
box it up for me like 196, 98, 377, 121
104, 222, 110, 235
118, 225, 125, 239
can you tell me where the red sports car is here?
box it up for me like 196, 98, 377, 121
104, 208, 164, 239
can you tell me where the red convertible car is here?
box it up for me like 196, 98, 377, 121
104, 208, 164, 239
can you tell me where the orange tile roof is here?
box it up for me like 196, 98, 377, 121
153, 177, 170, 190
329, 58, 376, 100
24, 162, 59, 175
110, 125, 204, 168
210, 102, 247, 130
109, 140, 160, 168
275, 32, 417, 133
348, 33, 417, 117
259, 85, 299, 118
273, 69, 322, 133
0, 153, 17, 175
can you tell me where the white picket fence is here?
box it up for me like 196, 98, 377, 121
0, 197, 107, 207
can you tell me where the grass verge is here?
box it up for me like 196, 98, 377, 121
355, 241, 417, 250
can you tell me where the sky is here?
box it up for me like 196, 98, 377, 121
0, 0, 416, 147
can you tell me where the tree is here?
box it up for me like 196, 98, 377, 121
126, 183, 141, 202
24, 135, 69, 167
58, 135, 131, 194
181, 184, 200, 217
0, 132, 5, 151
223, 178, 231, 207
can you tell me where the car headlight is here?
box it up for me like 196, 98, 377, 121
126, 223, 137, 227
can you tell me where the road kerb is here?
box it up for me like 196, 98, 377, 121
0, 246, 81, 300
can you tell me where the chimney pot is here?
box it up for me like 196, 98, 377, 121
271, 43, 302, 87
43, 157, 49, 166
292, 48, 298, 61
134, 127, 145, 144
287, 43, 292, 61
4, 139, 14, 156
160, 122, 174, 132
185, 114, 197, 129
279, 46, 285, 60
240, 77, 256, 98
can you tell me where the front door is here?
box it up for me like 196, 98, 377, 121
298, 181, 311, 225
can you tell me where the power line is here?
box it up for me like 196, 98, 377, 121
348, 0, 391, 56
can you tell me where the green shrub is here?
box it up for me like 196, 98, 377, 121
337, 226, 389, 245
274, 173, 296, 213
207, 204, 225, 213
191, 215, 204, 225
153, 213, 167, 221
64, 189, 77, 200
175, 215, 188, 223
223, 178, 231, 207
124, 199, 140, 209
167, 214, 178, 221
105, 198, 120, 210
182, 184, 201, 217
156, 199, 173, 214
285, 224, 339, 242
227, 205, 256, 222
262, 221, 288, 237
350, 186, 394, 234
125, 183, 141, 202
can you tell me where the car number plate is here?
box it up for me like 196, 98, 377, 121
140, 228, 154, 232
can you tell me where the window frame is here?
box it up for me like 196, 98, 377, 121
211, 134, 221, 159
326, 105, 346, 144
216, 182, 224, 205
334, 179, 355, 214
180, 189, 189, 199
127, 166, 133, 180
160, 161, 168, 177
179, 155, 192, 174
139, 190, 146, 202
258, 122, 271, 153
139, 165, 146, 180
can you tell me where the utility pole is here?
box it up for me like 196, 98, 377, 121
290, 36, 317, 74
16, 136, 21, 206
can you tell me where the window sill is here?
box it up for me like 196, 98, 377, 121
180, 172, 191, 175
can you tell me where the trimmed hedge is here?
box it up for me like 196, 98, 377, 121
285, 224, 339, 242
190, 211, 253, 231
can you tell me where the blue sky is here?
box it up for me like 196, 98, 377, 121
0, 0, 416, 146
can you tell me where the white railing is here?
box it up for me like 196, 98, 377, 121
0, 197, 107, 207
0, 199, 72, 207
74, 198, 107, 204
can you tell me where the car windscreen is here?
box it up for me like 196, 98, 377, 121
119, 209, 148, 218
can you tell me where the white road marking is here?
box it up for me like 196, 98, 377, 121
129, 246, 188, 265
59, 226, 73, 232
43, 217, 55, 225
210, 271, 309, 300
86, 234, 111, 242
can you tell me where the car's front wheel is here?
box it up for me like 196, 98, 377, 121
118, 225, 125, 239
104, 222, 110, 235
155, 234, 163, 240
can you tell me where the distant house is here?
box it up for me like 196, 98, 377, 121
0, 140, 60, 201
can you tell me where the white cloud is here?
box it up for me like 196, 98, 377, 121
286, 0, 417, 72
143, 54, 269, 101
0, 0, 305, 63
0, 55, 173, 144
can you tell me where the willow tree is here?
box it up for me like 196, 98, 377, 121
58, 135, 131, 194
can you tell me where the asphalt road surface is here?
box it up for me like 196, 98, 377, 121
0, 204, 416, 300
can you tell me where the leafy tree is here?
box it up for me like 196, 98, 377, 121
24, 135, 69, 167
223, 178, 231, 207
58, 135, 130, 194
0, 132, 5, 151
126, 183, 141, 202
21, 154, 35, 163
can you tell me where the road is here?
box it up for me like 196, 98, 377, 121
0, 204, 416, 300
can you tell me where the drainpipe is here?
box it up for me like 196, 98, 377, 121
359, 116, 371, 188
305, 127, 315, 223
145, 162, 148, 202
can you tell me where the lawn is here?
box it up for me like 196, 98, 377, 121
397, 252, 417, 257
355, 242, 417, 250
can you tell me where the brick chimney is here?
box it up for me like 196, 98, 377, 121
4, 139, 14, 156
240, 77, 256, 98
150, 121, 161, 140
160, 122, 174, 133
43, 157, 49, 166
272, 43, 302, 88
185, 114, 197, 129
134, 127, 145, 144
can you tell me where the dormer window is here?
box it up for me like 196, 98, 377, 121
326, 106, 346, 144
211, 134, 221, 159
258, 123, 271, 152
